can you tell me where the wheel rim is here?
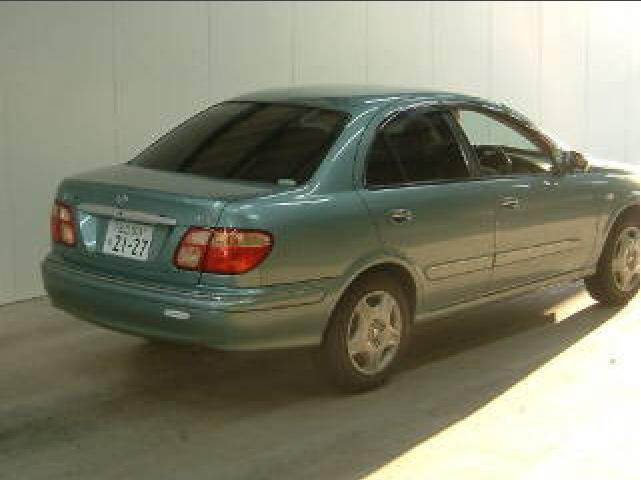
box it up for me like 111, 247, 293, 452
611, 226, 640, 292
346, 290, 402, 376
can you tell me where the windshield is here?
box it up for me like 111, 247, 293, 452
131, 102, 348, 185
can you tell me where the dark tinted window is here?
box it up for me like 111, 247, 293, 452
131, 102, 347, 185
366, 110, 469, 186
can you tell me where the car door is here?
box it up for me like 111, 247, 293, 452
452, 107, 599, 291
356, 106, 497, 313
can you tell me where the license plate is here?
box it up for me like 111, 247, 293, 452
103, 220, 153, 261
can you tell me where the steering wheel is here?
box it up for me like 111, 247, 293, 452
477, 145, 512, 175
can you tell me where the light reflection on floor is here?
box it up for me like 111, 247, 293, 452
363, 294, 640, 480
546, 289, 596, 324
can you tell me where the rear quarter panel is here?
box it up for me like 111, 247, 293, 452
207, 189, 382, 288
199, 103, 385, 291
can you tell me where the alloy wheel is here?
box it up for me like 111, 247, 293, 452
611, 226, 640, 292
346, 290, 403, 376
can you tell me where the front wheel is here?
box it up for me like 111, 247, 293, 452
585, 213, 639, 305
320, 273, 411, 392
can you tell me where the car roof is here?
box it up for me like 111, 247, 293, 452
232, 84, 492, 112
231, 85, 538, 132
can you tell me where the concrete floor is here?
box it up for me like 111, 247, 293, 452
0, 282, 639, 480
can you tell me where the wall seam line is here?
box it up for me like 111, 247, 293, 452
584, 3, 590, 151
111, 2, 120, 163
364, 1, 369, 82
424, 2, 430, 86
290, 1, 296, 85
430, 1, 436, 86
207, 2, 212, 101
488, 1, 493, 99
536, 1, 542, 123
2, 61, 17, 302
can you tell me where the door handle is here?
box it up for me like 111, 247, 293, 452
388, 209, 414, 224
500, 197, 520, 209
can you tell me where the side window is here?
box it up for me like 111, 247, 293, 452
456, 109, 555, 176
366, 110, 469, 186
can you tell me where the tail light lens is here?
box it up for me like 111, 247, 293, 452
173, 228, 212, 271
50, 201, 76, 246
174, 227, 273, 274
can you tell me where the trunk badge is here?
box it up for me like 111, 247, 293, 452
115, 193, 129, 208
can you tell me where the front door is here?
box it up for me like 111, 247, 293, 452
453, 108, 599, 291
357, 107, 496, 313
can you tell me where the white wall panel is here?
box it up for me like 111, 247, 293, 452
114, 1, 209, 161
293, 1, 367, 84
210, 2, 293, 102
586, 1, 640, 165
490, 1, 540, 122
2, 1, 115, 300
366, 2, 431, 87
623, 8, 640, 165
0, 4, 13, 303
585, 2, 628, 162
540, 2, 589, 149
432, 1, 491, 97
0, 104, 12, 304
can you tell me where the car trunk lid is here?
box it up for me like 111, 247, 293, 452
56, 164, 278, 286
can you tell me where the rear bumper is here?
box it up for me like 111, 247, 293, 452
41, 255, 336, 350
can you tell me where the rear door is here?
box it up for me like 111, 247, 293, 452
452, 108, 599, 290
357, 106, 496, 313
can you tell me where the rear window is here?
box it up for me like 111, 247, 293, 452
131, 102, 348, 185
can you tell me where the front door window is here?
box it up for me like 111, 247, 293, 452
454, 109, 556, 176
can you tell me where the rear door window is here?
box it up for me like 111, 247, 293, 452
132, 102, 347, 185
366, 110, 469, 186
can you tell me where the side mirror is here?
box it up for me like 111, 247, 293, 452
562, 150, 589, 173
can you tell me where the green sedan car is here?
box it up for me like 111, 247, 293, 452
42, 86, 639, 391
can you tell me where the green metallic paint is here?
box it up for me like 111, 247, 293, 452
43, 253, 340, 349
42, 86, 640, 350
488, 173, 601, 290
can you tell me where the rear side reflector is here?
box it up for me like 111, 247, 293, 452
50, 201, 76, 246
174, 227, 273, 274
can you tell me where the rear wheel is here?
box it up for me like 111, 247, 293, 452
321, 273, 411, 392
585, 213, 639, 305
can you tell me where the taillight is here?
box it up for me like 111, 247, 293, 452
173, 228, 212, 271
50, 201, 76, 246
174, 227, 273, 274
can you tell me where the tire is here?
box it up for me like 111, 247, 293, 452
320, 272, 411, 392
585, 212, 640, 306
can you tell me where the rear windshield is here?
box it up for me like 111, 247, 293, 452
130, 102, 348, 185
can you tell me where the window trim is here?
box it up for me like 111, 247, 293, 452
362, 107, 474, 190
447, 105, 562, 179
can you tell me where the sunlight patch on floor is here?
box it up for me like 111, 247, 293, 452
362, 296, 640, 480
546, 289, 595, 323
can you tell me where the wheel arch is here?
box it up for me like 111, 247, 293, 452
594, 200, 640, 264
606, 202, 639, 239
328, 257, 421, 328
